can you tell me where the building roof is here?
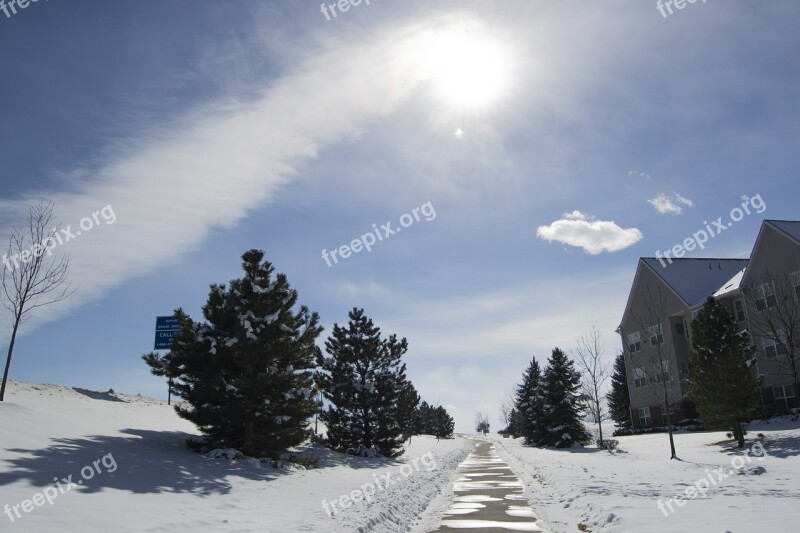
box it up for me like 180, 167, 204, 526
641, 258, 750, 307
766, 220, 800, 246
712, 268, 746, 298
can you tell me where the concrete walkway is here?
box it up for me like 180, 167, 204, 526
431, 440, 548, 532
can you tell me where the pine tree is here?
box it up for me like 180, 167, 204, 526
142, 351, 180, 405
515, 356, 544, 445
413, 400, 432, 435
607, 352, 632, 430
538, 348, 589, 448
317, 308, 409, 458
432, 406, 455, 439
688, 297, 761, 448
145, 249, 322, 456
397, 382, 421, 442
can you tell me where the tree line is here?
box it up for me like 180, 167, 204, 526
506, 295, 763, 455
143, 249, 453, 459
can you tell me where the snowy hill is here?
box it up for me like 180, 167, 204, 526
0, 381, 472, 532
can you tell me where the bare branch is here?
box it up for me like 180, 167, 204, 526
1, 201, 74, 400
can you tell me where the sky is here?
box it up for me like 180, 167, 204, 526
0, 0, 798, 433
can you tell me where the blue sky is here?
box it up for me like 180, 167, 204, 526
1, 1, 798, 433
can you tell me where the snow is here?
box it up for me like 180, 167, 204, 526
0, 380, 472, 532
712, 268, 746, 298
486, 419, 800, 532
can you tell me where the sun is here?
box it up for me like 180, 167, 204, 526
412, 19, 514, 111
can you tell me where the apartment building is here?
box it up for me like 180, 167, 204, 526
617, 220, 800, 430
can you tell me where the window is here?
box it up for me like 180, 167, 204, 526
655, 360, 670, 383
764, 335, 788, 359
773, 384, 796, 411
734, 299, 747, 322
627, 332, 642, 353
660, 406, 675, 425
638, 407, 652, 427
633, 367, 647, 388
792, 271, 800, 299
755, 282, 777, 311
648, 323, 664, 346
675, 322, 685, 337
691, 309, 701, 321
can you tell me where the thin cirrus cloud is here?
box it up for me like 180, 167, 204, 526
536, 210, 643, 255
648, 192, 694, 215
0, 15, 493, 338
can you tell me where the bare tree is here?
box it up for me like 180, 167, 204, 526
474, 410, 490, 434
573, 326, 610, 447
630, 286, 680, 459
498, 388, 515, 432
1, 202, 73, 401
742, 269, 800, 404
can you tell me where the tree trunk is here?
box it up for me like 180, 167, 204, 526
734, 423, 745, 449
0, 314, 22, 402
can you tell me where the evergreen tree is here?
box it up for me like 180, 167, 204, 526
142, 351, 180, 405
505, 408, 520, 436
607, 352, 632, 430
538, 348, 589, 448
144, 249, 322, 455
432, 406, 455, 439
397, 382, 421, 442
688, 297, 761, 448
515, 356, 544, 445
317, 308, 409, 458
413, 400, 432, 435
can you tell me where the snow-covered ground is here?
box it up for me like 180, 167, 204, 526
0, 381, 472, 532
489, 420, 800, 533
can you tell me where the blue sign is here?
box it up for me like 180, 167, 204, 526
154, 316, 181, 350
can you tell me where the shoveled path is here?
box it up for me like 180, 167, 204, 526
430, 439, 548, 532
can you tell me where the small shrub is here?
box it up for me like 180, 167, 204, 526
598, 439, 619, 451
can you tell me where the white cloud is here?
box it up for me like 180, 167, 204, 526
536, 211, 643, 255
648, 192, 694, 215
674, 192, 694, 208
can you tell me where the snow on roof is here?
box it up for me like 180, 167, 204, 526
713, 268, 746, 298
642, 258, 749, 307
768, 220, 800, 246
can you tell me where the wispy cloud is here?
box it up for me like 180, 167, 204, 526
376, 267, 631, 431
536, 211, 643, 255
0, 15, 493, 337
628, 170, 652, 180
648, 192, 694, 215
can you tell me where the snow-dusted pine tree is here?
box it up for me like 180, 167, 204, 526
538, 348, 589, 448
515, 356, 544, 445
432, 406, 455, 439
317, 308, 409, 458
145, 249, 322, 456
688, 296, 760, 448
